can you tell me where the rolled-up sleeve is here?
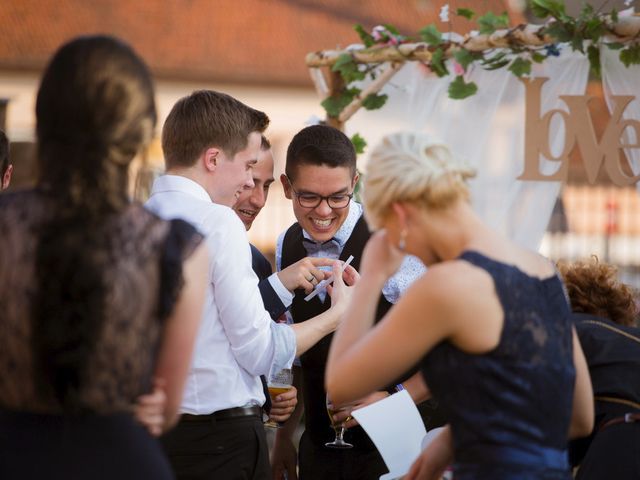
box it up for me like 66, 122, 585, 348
207, 210, 296, 376
269, 322, 296, 373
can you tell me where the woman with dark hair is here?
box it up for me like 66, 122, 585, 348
0, 35, 207, 479
558, 258, 640, 480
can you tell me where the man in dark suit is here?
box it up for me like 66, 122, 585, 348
233, 135, 335, 423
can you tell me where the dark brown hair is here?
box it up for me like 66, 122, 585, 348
36, 35, 156, 211
285, 125, 356, 181
558, 258, 638, 327
162, 90, 269, 168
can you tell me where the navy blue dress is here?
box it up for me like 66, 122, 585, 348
420, 251, 575, 479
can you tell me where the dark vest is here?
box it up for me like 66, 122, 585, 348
281, 215, 394, 448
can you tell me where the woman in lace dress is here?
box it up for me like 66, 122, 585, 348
325, 132, 594, 479
0, 36, 207, 479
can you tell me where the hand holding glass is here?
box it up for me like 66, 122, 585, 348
325, 393, 353, 448
264, 368, 293, 428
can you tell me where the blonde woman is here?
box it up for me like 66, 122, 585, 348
326, 132, 593, 480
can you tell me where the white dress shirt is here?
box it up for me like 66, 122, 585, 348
266, 274, 294, 308
146, 175, 296, 414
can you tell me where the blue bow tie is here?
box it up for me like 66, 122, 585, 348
302, 237, 340, 257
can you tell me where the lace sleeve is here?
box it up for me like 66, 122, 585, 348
158, 219, 204, 322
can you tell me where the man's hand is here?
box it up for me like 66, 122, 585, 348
322, 262, 360, 331
326, 262, 359, 306
271, 435, 298, 480
330, 390, 389, 429
277, 257, 334, 294
133, 378, 167, 437
268, 386, 298, 423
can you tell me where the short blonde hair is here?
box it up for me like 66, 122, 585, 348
363, 132, 475, 228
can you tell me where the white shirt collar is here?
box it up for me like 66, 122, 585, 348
150, 174, 212, 203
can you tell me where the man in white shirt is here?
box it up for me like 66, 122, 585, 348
146, 91, 352, 480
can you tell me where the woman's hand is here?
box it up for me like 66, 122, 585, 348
330, 391, 390, 429
406, 426, 453, 480
360, 229, 405, 281
133, 378, 167, 437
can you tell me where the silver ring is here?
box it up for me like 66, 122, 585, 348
307, 276, 315, 283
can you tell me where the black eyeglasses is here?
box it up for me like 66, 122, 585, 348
288, 183, 353, 209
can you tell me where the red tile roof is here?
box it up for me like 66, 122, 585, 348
0, 0, 520, 86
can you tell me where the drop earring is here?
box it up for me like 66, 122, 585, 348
398, 228, 407, 251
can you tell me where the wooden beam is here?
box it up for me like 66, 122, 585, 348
308, 67, 330, 100
338, 62, 403, 124
307, 43, 433, 67
306, 17, 640, 68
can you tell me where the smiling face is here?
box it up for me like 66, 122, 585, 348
282, 164, 357, 243
209, 131, 261, 207
232, 148, 274, 230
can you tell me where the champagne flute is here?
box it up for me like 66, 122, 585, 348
325, 393, 353, 448
264, 368, 293, 428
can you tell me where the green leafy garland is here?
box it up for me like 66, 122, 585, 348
321, 0, 640, 139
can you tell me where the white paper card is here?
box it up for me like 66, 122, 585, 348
351, 390, 427, 480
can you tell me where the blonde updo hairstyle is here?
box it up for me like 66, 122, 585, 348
363, 132, 476, 229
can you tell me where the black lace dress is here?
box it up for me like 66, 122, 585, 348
0, 190, 203, 480
420, 251, 575, 479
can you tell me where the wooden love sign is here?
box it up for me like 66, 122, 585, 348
518, 77, 640, 186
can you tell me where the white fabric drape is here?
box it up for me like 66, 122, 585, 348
600, 45, 640, 196
348, 49, 590, 250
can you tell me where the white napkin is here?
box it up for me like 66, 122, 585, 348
351, 390, 428, 480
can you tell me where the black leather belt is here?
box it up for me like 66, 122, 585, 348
180, 405, 262, 423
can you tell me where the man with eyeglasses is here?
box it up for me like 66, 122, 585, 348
271, 125, 432, 480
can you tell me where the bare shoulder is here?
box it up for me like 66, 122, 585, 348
405, 259, 494, 308
396, 260, 500, 348
510, 246, 556, 279
424, 260, 492, 290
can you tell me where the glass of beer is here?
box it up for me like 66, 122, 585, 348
325, 393, 353, 448
264, 368, 293, 428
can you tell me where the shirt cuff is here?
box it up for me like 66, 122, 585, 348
268, 273, 294, 308
269, 322, 296, 372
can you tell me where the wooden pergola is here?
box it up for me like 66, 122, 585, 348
305, 16, 640, 131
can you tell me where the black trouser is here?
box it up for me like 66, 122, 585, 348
161, 414, 269, 480
298, 430, 388, 480
576, 421, 640, 480
0, 410, 173, 480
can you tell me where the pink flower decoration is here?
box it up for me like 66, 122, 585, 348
372, 25, 385, 41
452, 60, 465, 76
